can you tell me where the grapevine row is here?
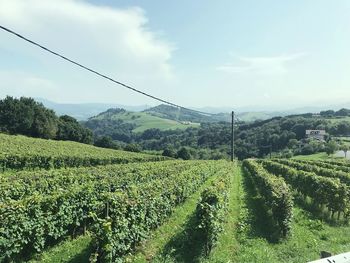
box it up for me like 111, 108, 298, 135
242, 159, 293, 238
0, 133, 167, 172
274, 159, 350, 185
297, 159, 350, 173
195, 165, 233, 255
0, 160, 229, 261
261, 160, 350, 218
0, 161, 196, 202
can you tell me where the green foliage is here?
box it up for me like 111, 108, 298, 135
124, 143, 142, 152
93, 136, 119, 150
276, 158, 350, 186
88, 161, 226, 261
57, 115, 93, 144
0, 96, 58, 139
242, 159, 293, 238
196, 167, 232, 255
0, 96, 92, 143
0, 133, 166, 171
262, 159, 350, 217
177, 147, 191, 160
0, 160, 224, 261
162, 148, 176, 158
325, 140, 338, 156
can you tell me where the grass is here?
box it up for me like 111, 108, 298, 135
228, 168, 350, 263
292, 152, 347, 161
93, 111, 199, 133
325, 116, 350, 124
26, 163, 350, 262
128, 165, 239, 263
28, 234, 93, 263
292, 152, 331, 160
203, 166, 242, 262
130, 165, 241, 263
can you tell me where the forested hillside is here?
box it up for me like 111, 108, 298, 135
87, 113, 350, 160
3, 96, 350, 160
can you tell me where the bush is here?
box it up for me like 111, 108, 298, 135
124, 143, 142, 153
196, 167, 232, 255
162, 148, 176, 158
177, 147, 191, 160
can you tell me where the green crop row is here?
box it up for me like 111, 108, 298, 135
84, 161, 228, 262
242, 159, 293, 238
297, 159, 350, 173
0, 133, 167, 172
195, 165, 233, 255
275, 159, 350, 185
0, 161, 195, 202
262, 160, 350, 218
0, 160, 228, 262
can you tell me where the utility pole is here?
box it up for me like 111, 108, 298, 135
231, 111, 234, 162
269, 145, 272, 159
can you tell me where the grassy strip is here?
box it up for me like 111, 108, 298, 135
232, 167, 350, 262
28, 234, 93, 263
126, 167, 227, 262
203, 165, 242, 262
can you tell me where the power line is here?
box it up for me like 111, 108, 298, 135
0, 25, 214, 116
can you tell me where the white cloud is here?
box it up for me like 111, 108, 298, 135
0, 0, 175, 102
217, 53, 306, 75
0, 70, 59, 98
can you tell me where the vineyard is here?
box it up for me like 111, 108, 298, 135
0, 133, 167, 171
1, 134, 350, 262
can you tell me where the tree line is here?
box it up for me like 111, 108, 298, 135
0, 96, 93, 143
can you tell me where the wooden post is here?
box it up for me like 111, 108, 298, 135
231, 111, 234, 162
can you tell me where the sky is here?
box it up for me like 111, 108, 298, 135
0, 0, 349, 110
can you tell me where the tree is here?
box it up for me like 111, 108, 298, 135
177, 147, 191, 160
320, 110, 335, 117
0, 96, 58, 139
325, 141, 338, 156
341, 144, 349, 158
287, 139, 298, 149
124, 143, 142, 152
335, 108, 350, 117
57, 115, 93, 143
31, 106, 58, 139
162, 147, 176, 158
94, 136, 118, 149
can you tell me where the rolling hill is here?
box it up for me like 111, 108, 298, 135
143, 104, 228, 123
86, 108, 199, 133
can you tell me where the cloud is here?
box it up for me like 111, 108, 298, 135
0, 0, 175, 102
217, 53, 306, 75
0, 70, 59, 98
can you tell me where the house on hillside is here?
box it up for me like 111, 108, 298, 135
305, 130, 327, 141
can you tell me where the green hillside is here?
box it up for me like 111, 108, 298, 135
88, 108, 199, 133
144, 104, 225, 123
0, 133, 166, 171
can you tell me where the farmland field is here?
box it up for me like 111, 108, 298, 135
0, 133, 167, 171
1, 134, 350, 262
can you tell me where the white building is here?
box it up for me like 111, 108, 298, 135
306, 130, 327, 141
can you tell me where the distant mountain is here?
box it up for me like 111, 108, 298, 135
36, 98, 150, 120
36, 98, 350, 123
